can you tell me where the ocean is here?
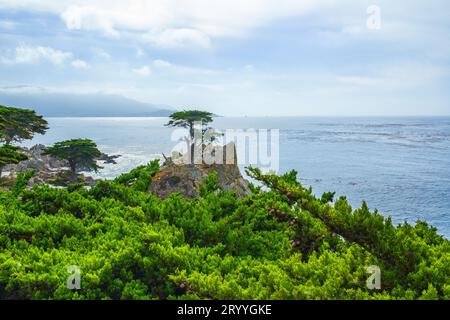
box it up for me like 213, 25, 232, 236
23, 116, 450, 238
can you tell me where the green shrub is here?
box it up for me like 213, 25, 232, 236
0, 165, 448, 300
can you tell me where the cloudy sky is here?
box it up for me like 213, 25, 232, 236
0, 0, 449, 116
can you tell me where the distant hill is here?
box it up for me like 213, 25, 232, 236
0, 93, 175, 117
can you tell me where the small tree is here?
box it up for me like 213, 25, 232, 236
43, 139, 102, 175
0, 105, 48, 145
0, 145, 28, 177
165, 110, 213, 164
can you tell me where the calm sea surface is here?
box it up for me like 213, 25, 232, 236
24, 117, 450, 238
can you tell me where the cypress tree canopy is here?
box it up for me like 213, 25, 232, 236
0, 105, 48, 145
165, 110, 213, 129
0, 144, 28, 176
43, 138, 102, 174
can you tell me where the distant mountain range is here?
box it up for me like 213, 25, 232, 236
0, 93, 175, 117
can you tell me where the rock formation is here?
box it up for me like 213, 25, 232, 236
148, 142, 251, 198
2, 143, 251, 196
3, 144, 119, 187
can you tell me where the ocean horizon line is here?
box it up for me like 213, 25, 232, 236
42, 115, 450, 119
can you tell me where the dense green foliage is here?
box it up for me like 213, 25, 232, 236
0, 145, 28, 176
0, 105, 48, 145
0, 163, 448, 300
43, 139, 102, 174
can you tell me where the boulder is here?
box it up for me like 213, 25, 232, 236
97, 153, 121, 164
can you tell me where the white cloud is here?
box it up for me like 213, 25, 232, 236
0, 84, 46, 94
1, 44, 73, 65
1, 0, 447, 51
143, 28, 211, 49
0, 44, 90, 69
151, 59, 218, 75
132, 65, 151, 76
0, 19, 16, 29
0, 83, 141, 97
71, 59, 89, 69
1, 1, 448, 116
337, 62, 449, 89
61, 5, 120, 37
152, 59, 172, 68
93, 48, 111, 60
0, 0, 328, 48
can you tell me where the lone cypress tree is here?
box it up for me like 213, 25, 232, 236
165, 110, 213, 164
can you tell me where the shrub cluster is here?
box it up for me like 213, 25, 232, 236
0, 162, 448, 300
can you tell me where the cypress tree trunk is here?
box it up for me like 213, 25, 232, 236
189, 122, 195, 164
68, 160, 77, 175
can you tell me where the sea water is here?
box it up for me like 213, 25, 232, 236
24, 116, 450, 238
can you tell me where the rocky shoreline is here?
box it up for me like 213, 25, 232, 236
2, 144, 120, 187
1, 143, 251, 198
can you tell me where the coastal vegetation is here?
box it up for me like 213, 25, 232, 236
0, 163, 448, 299
0, 105, 47, 180
0, 106, 449, 300
0, 105, 48, 145
0, 145, 28, 177
43, 139, 102, 175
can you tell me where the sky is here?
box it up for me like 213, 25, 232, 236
0, 0, 449, 116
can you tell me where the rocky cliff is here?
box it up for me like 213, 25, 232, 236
148, 143, 250, 198
2, 143, 251, 197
